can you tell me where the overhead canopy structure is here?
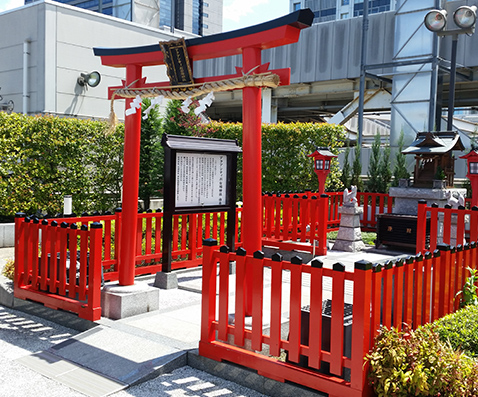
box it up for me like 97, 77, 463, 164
94, 9, 314, 287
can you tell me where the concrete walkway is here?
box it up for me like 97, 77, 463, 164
0, 245, 408, 397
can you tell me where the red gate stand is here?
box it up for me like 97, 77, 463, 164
120, 65, 143, 286
94, 10, 314, 286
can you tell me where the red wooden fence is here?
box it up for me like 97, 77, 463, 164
262, 192, 392, 253
14, 216, 103, 321
13, 208, 242, 319
416, 200, 478, 254
199, 239, 473, 397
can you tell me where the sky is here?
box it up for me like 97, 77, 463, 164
0, 0, 291, 32
222, 0, 290, 32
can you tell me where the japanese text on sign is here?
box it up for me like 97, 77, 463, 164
176, 152, 227, 207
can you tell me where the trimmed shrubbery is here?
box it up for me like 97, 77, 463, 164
430, 304, 478, 358
0, 113, 124, 217
204, 120, 346, 196
0, 107, 346, 216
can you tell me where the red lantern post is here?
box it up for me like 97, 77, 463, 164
460, 150, 478, 207
308, 147, 337, 195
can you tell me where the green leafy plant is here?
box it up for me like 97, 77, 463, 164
455, 267, 478, 307
366, 325, 478, 396
432, 305, 478, 358
1, 259, 14, 280
204, 121, 346, 196
139, 98, 164, 209
350, 144, 364, 191
340, 144, 351, 189
0, 113, 124, 216
393, 130, 410, 186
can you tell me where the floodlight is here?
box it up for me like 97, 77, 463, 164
77, 71, 101, 88
424, 9, 447, 32
453, 5, 477, 29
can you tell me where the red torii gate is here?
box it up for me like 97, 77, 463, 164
94, 9, 313, 287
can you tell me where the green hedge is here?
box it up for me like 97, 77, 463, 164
430, 305, 478, 358
0, 113, 124, 217
205, 121, 346, 196
0, 112, 345, 216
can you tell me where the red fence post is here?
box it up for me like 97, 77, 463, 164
351, 260, 372, 393
431, 249, 441, 322
234, 247, 247, 348
422, 251, 433, 324
316, 194, 328, 256
251, 250, 265, 351
371, 263, 382, 340
85, 222, 103, 321
14, 213, 26, 288
308, 258, 323, 370
391, 259, 404, 329
269, 252, 284, 358
470, 207, 478, 243
218, 246, 231, 342
429, 204, 440, 253
413, 253, 424, 329
330, 262, 345, 376
437, 244, 451, 318
416, 200, 427, 254
200, 238, 218, 347
287, 255, 303, 364
403, 256, 415, 327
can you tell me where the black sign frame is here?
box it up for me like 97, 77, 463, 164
161, 134, 241, 272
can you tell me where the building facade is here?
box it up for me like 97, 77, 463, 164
24, 0, 223, 35
0, 0, 194, 118
290, 0, 396, 23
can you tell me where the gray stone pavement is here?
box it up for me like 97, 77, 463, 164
0, 244, 408, 397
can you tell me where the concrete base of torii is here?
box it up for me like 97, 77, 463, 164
101, 283, 160, 320
332, 205, 365, 252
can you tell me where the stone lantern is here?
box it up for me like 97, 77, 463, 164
460, 149, 478, 207
308, 147, 337, 194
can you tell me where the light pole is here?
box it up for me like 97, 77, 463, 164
424, 5, 477, 131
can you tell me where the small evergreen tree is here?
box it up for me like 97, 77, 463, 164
378, 144, 392, 193
393, 131, 410, 186
367, 132, 382, 192
340, 145, 351, 188
139, 98, 164, 209
350, 144, 364, 191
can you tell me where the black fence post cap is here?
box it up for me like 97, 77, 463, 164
203, 238, 217, 246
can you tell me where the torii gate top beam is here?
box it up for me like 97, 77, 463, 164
95, 9, 313, 288
93, 9, 314, 67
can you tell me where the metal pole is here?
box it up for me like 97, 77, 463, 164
357, 0, 369, 146
447, 34, 458, 132
171, 0, 175, 33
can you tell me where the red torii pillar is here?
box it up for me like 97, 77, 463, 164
95, 9, 313, 287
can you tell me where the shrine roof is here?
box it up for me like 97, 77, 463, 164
402, 131, 465, 155
161, 134, 242, 153
308, 147, 337, 158
93, 9, 314, 67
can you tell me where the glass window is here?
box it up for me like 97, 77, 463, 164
470, 162, 478, 174
341, 12, 349, 19
293, 2, 301, 11
342, 0, 350, 5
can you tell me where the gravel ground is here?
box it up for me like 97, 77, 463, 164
0, 247, 267, 397
0, 304, 268, 397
